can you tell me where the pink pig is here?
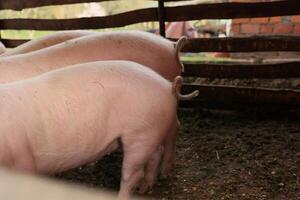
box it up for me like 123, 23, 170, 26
0, 60, 198, 199
0, 30, 187, 83
0, 41, 5, 55
0, 30, 95, 57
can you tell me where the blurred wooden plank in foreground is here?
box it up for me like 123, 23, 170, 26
0, 167, 145, 200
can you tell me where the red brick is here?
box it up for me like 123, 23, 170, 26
273, 23, 294, 34
260, 24, 273, 34
269, 17, 282, 23
294, 25, 300, 34
251, 17, 269, 23
231, 24, 241, 35
291, 15, 300, 23
241, 24, 260, 34
233, 18, 250, 24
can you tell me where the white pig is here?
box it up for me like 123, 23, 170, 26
0, 30, 95, 57
0, 31, 187, 83
0, 60, 198, 199
0, 41, 6, 55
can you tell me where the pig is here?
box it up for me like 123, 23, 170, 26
165, 21, 198, 39
0, 41, 6, 55
0, 60, 199, 199
0, 30, 95, 57
0, 30, 187, 83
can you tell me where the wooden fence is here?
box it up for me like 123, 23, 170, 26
1, 0, 300, 109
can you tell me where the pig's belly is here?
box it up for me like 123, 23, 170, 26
32, 135, 120, 174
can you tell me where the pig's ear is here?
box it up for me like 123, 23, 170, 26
172, 76, 199, 101
175, 36, 188, 72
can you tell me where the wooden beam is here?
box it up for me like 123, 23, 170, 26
183, 61, 300, 78
178, 99, 299, 111
1, 0, 299, 19
0, 168, 144, 200
158, 0, 166, 37
0, 0, 186, 11
182, 36, 300, 52
3, 35, 300, 53
1, 38, 28, 48
181, 84, 300, 106
0, 1, 300, 30
0, 8, 158, 30
165, 1, 300, 21
0, 0, 114, 11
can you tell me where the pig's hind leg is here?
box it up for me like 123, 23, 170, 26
118, 131, 164, 199
138, 147, 163, 193
161, 118, 180, 178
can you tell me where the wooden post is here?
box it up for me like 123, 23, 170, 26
158, 0, 166, 37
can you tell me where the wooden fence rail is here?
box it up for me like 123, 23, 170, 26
3, 36, 300, 52
181, 84, 300, 106
183, 61, 300, 79
0, 39, 28, 48
1, 1, 300, 30
165, 1, 300, 21
182, 36, 300, 52
0, 8, 157, 30
0, 0, 185, 11
1, 0, 300, 109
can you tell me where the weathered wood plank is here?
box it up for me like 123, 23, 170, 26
183, 61, 300, 78
1, 38, 28, 48
158, 0, 166, 37
166, 1, 300, 21
182, 36, 300, 52
0, 0, 185, 11
1, 1, 300, 30
0, 168, 144, 200
0, 0, 113, 11
1, 0, 300, 19
178, 99, 299, 111
3, 36, 300, 53
0, 8, 157, 30
181, 84, 300, 106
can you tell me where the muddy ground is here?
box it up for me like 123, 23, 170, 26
56, 108, 300, 200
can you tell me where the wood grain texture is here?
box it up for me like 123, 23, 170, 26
182, 84, 300, 106
183, 61, 300, 78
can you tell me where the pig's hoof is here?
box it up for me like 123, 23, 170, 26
138, 181, 153, 194
160, 170, 172, 179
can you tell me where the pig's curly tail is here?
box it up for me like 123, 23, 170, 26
172, 76, 199, 101
175, 36, 188, 72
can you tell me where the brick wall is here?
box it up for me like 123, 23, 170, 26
226, 0, 300, 36
229, 0, 300, 59
231, 16, 300, 36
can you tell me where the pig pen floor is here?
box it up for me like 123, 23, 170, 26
56, 109, 300, 200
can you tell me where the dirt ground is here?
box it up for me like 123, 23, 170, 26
56, 108, 300, 200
